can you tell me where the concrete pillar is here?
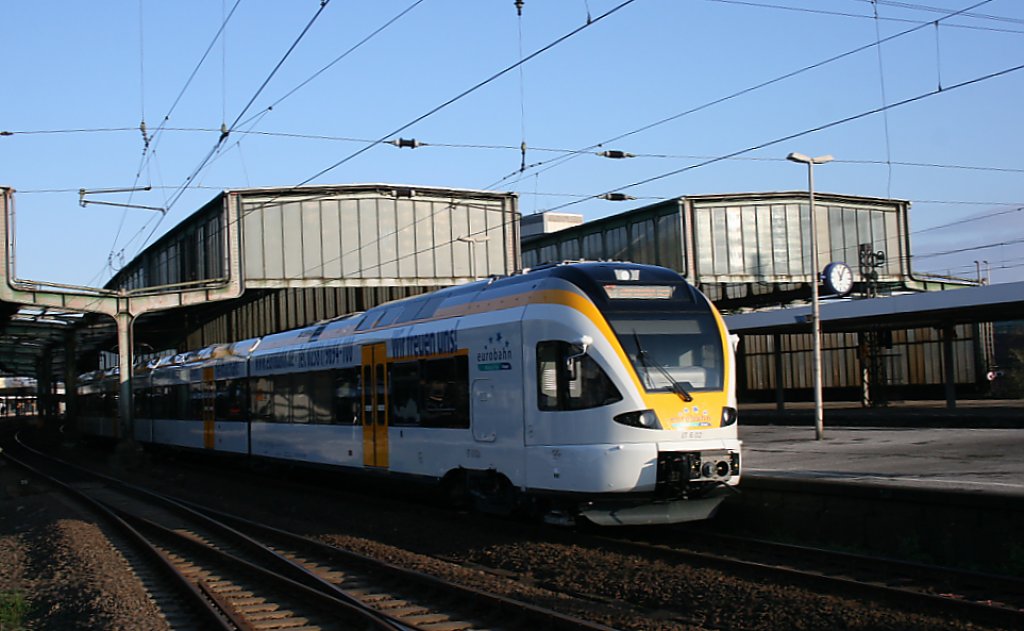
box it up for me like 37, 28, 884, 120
116, 310, 135, 439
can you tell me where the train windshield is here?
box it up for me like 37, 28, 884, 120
609, 314, 724, 393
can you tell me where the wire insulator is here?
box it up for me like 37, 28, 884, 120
514, 0, 524, 16
598, 150, 635, 159
388, 138, 422, 149
601, 192, 636, 202
520, 141, 527, 173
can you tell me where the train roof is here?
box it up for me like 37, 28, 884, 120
349, 261, 704, 332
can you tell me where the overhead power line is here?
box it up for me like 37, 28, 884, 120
234, 0, 430, 131
144, 0, 335, 254
708, 0, 1023, 33
912, 206, 1023, 235
538, 59, 1024, 214
913, 237, 1024, 260
486, 0, 996, 190
847, 0, 1024, 25
290, 0, 640, 190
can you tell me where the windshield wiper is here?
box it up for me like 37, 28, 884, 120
632, 331, 693, 402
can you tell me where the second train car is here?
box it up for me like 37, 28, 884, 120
81, 262, 741, 525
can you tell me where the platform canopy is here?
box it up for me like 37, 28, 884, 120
0, 303, 90, 377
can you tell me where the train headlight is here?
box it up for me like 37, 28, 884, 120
614, 409, 660, 429
721, 406, 738, 427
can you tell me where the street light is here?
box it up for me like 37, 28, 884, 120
787, 152, 833, 441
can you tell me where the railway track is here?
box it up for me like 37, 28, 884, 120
3, 437, 613, 631
594, 526, 1024, 629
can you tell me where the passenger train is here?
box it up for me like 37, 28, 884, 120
78, 262, 741, 525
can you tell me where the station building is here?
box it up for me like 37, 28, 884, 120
100, 183, 521, 360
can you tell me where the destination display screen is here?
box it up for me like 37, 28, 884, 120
603, 284, 674, 300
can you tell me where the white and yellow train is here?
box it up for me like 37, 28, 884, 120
79, 262, 741, 525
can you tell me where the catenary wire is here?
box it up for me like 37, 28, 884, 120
103, 0, 246, 278
234, 0, 430, 131
281, 0, 640, 194
138, 0, 335, 258
536, 59, 1024, 215
709, 0, 1023, 33
484, 0, 995, 191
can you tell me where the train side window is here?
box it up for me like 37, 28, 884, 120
251, 377, 274, 422
150, 386, 170, 419
309, 371, 334, 424
188, 382, 204, 420
271, 375, 291, 422
333, 368, 361, 425
292, 374, 312, 424
536, 341, 621, 411
174, 384, 191, 420
421, 356, 469, 429
537, 343, 561, 410
134, 389, 149, 419
215, 379, 248, 420
390, 360, 421, 427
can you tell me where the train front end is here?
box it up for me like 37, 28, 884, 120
523, 263, 740, 526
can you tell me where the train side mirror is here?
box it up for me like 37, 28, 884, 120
565, 335, 594, 377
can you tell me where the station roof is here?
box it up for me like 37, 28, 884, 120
0, 304, 84, 377
724, 281, 1024, 334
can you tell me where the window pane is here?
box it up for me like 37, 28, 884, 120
536, 341, 621, 411
537, 342, 560, 410
420, 356, 469, 428
216, 379, 248, 420
390, 361, 421, 426
310, 372, 334, 424
611, 314, 724, 391
272, 376, 291, 422
567, 354, 622, 410
292, 375, 311, 424
251, 377, 273, 421
333, 368, 361, 425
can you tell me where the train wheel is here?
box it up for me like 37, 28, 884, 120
439, 470, 471, 510
467, 471, 518, 516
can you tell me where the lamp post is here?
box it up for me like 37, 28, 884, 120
787, 152, 833, 441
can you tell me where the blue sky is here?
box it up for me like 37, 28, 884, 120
3, 0, 1022, 286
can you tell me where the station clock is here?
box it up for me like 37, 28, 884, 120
822, 261, 854, 296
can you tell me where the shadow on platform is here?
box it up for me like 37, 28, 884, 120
739, 399, 1024, 428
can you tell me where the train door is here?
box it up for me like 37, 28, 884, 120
361, 343, 390, 468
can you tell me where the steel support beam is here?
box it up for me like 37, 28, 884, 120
942, 324, 957, 409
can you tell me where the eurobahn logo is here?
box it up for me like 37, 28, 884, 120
477, 331, 513, 371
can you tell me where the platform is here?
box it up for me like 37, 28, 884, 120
739, 424, 1024, 497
